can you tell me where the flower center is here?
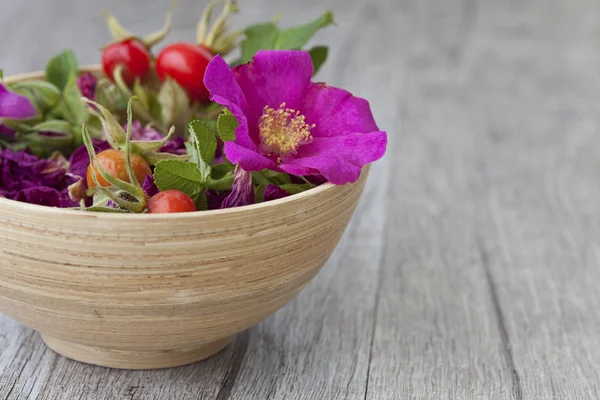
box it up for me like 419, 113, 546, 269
258, 103, 314, 157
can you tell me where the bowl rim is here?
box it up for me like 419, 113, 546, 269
1, 66, 365, 221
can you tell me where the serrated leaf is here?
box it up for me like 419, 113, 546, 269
216, 109, 238, 142
240, 22, 280, 63
308, 46, 328, 74
158, 78, 189, 127
45, 49, 78, 91
153, 159, 204, 198
275, 11, 334, 50
188, 120, 217, 182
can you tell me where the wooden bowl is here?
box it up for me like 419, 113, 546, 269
0, 69, 370, 369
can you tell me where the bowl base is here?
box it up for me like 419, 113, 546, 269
41, 334, 231, 370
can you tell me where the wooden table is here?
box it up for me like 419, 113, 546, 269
2, 0, 600, 398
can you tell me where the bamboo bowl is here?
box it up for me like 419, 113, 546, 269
0, 69, 370, 369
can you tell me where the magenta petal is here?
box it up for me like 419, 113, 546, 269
233, 50, 313, 113
77, 72, 97, 100
0, 83, 37, 119
280, 131, 387, 184
263, 184, 290, 202
14, 187, 61, 207
301, 83, 379, 137
142, 174, 159, 197
204, 55, 257, 150
224, 141, 277, 171
221, 166, 255, 209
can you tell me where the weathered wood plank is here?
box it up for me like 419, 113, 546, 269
366, 1, 518, 398
472, 0, 600, 398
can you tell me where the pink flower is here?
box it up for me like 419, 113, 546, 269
204, 50, 387, 184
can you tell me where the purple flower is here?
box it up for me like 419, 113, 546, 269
77, 72, 97, 100
263, 184, 289, 202
0, 147, 75, 207
206, 190, 227, 209
0, 83, 37, 119
203, 50, 387, 185
127, 121, 186, 155
221, 165, 254, 209
142, 174, 159, 197
67, 139, 111, 178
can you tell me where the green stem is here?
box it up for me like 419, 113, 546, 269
124, 97, 139, 186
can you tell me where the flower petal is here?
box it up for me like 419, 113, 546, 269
0, 83, 37, 119
221, 165, 255, 209
301, 83, 379, 137
142, 174, 159, 197
263, 184, 290, 202
233, 50, 314, 113
77, 72, 97, 100
280, 131, 387, 184
204, 55, 257, 150
67, 139, 110, 178
14, 187, 61, 207
224, 141, 277, 171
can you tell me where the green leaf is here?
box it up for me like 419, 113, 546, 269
80, 97, 125, 149
29, 120, 72, 135
45, 49, 78, 91
147, 91, 163, 122
133, 78, 150, 110
255, 183, 267, 203
153, 159, 204, 198
240, 22, 280, 63
275, 11, 334, 50
193, 191, 208, 211
17, 122, 74, 158
188, 120, 217, 182
51, 74, 87, 126
211, 163, 234, 180
280, 183, 314, 194
261, 169, 293, 185
158, 78, 189, 127
239, 12, 334, 63
10, 80, 61, 111
308, 46, 328, 74
216, 109, 238, 142
94, 78, 127, 112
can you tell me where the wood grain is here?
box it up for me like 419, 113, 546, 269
3, 0, 600, 398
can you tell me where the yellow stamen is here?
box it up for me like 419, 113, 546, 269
258, 103, 314, 156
